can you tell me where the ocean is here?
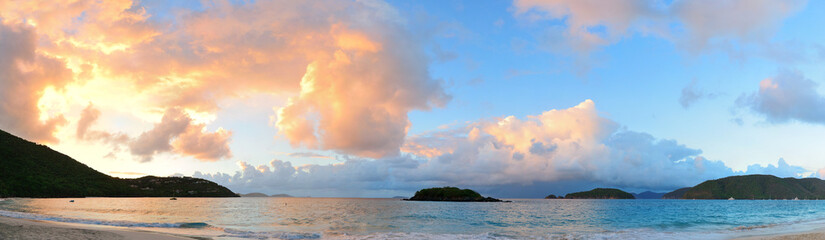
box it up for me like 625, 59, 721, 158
2, 198, 825, 239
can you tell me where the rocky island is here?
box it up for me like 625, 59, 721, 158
0, 129, 238, 198
405, 187, 508, 202
564, 188, 635, 199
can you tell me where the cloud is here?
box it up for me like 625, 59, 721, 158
0, 22, 72, 144
737, 70, 825, 124
746, 158, 808, 178
671, 0, 807, 51
513, 0, 807, 60
76, 103, 101, 140
4, 0, 449, 160
679, 80, 717, 108
172, 126, 232, 162
273, 19, 450, 159
72, 103, 130, 151
129, 108, 232, 162
288, 152, 333, 159
195, 100, 814, 197
514, 0, 659, 53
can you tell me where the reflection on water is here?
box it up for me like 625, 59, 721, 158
2, 198, 825, 239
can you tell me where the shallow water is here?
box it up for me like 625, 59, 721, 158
2, 198, 825, 239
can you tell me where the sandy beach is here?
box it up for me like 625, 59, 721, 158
733, 228, 825, 240
0, 216, 197, 240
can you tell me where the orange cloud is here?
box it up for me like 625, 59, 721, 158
76, 102, 100, 139
172, 126, 233, 162
129, 108, 232, 162
2, 0, 446, 162
0, 22, 72, 143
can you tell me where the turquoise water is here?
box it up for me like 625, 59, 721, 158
2, 198, 825, 239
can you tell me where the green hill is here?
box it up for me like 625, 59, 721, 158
682, 175, 825, 199
565, 188, 635, 199
662, 187, 691, 199
0, 129, 237, 198
406, 187, 506, 202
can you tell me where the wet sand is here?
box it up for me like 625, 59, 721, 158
0, 216, 198, 240
734, 228, 825, 240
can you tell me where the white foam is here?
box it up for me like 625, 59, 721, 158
0, 209, 190, 228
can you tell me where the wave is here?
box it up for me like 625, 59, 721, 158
0, 209, 321, 239
0, 209, 205, 228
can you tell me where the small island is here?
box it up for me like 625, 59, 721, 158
564, 188, 635, 199
405, 187, 508, 202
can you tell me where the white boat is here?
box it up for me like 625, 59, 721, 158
728, 197, 734, 200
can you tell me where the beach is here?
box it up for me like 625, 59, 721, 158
0, 216, 195, 240
736, 229, 825, 240
3, 214, 825, 240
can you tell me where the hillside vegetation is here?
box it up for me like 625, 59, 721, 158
407, 187, 505, 202
565, 188, 635, 199
662, 187, 691, 199
0, 129, 237, 198
683, 175, 825, 199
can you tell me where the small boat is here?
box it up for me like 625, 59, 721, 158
728, 197, 735, 200
170, 197, 177, 200
69, 200, 74, 202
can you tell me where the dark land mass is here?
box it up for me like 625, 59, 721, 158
564, 188, 635, 199
240, 193, 293, 197
662, 187, 691, 199
0, 129, 238, 198
682, 174, 825, 200
632, 191, 665, 199
544, 194, 562, 199
240, 192, 269, 197
405, 187, 508, 202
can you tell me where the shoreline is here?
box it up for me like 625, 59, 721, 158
0, 216, 201, 240
732, 227, 825, 240
1, 208, 825, 240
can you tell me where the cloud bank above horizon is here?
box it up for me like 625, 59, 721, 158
195, 100, 815, 197
1, 0, 824, 197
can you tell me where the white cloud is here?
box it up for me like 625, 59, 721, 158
737, 70, 825, 124
194, 100, 815, 197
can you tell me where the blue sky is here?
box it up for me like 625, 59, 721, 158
2, 0, 825, 197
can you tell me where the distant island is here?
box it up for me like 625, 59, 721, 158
240, 192, 269, 197
405, 187, 507, 202
549, 174, 825, 200
632, 191, 666, 199
240, 193, 294, 197
681, 175, 825, 200
564, 188, 635, 199
0, 129, 238, 198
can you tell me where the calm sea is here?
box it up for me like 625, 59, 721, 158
2, 198, 825, 239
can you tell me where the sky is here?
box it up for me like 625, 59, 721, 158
2, 0, 825, 198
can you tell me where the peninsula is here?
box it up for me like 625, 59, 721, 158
681, 174, 825, 200
0, 129, 237, 198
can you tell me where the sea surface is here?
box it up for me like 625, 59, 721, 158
2, 198, 825, 239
